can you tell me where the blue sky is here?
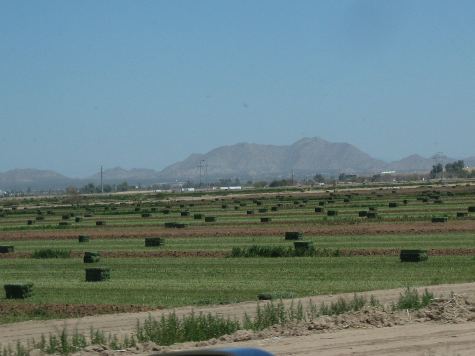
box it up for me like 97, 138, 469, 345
1, 0, 474, 177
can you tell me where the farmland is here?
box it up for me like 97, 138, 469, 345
1, 182, 475, 325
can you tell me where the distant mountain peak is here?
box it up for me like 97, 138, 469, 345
1, 138, 474, 190
157, 137, 386, 181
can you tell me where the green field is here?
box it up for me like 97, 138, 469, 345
1, 183, 475, 324
1, 256, 474, 308
3, 232, 475, 252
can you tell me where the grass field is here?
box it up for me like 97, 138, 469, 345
2, 232, 475, 252
1, 256, 474, 308
1, 182, 475, 323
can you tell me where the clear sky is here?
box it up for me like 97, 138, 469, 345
1, 0, 474, 177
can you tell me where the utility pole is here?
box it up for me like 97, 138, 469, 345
291, 169, 294, 185
197, 160, 205, 187
100, 166, 103, 193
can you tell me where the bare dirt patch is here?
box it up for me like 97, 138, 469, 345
2, 248, 475, 259
2, 282, 475, 349
0, 303, 158, 320
69, 293, 475, 356
1, 220, 475, 241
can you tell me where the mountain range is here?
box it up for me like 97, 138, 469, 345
1, 137, 474, 191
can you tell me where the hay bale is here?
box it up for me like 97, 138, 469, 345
141, 213, 151, 218
145, 237, 164, 247
161, 209, 170, 214
260, 217, 271, 223
358, 211, 368, 217
327, 210, 338, 216
75, 217, 82, 223
27, 220, 34, 225
83, 252, 100, 263
318, 201, 326, 206
400, 250, 428, 262
285, 232, 303, 240
431, 216, 448, 223
4, 283, 33, 299
85, 267, 110, 282
314, 207, 324, 213
180, 211, 190, 217
257, 293, 273, 301
95, 221, 106, 226
193, 213, 203, 219
58, 221, 70, 227
36, 216, 44, 221
366, 212, 378, 219
457, 212, 468, 218
0, 246, 14, 253
271, 206, 278, 212
164, 222, 186, 228
388, 202, 398, 208
246, 210, 255, 215
205, 216, 216, 222
258, 208, 268, 213
468, 206, 475, 213
62, 214, 70, 220
78, 235, 90, 243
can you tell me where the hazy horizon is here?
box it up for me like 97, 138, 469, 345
1, 136, 473, 179
2, 0, 474, 176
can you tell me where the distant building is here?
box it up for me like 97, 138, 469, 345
219, 186, 242, 191
181, 187, 195, 192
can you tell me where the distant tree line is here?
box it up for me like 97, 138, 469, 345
430, 160, 473, 178
64, 181, 132, 195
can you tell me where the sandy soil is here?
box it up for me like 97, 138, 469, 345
185, 322, 475, 356
2, 282, 475, 354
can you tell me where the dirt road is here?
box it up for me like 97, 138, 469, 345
197, 321, 475, 355
2, 282, 475, 350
